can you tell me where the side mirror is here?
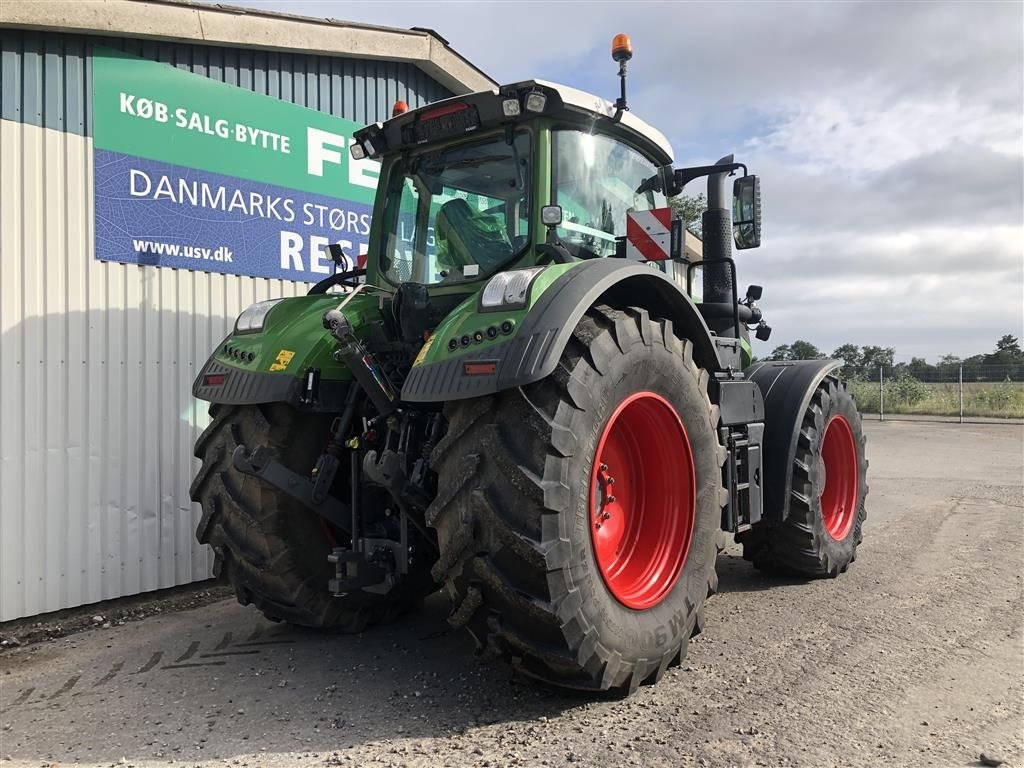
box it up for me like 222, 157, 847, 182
733, 175, 761, 250
322, 243, 349, 267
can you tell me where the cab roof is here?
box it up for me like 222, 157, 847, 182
528, 79, 674, 163
355, 79, 675, 166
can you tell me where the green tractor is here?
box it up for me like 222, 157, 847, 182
190, 36, 868, 693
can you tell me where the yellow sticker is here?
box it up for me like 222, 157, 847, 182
269, 349, 295, 372
413, 334, 435, 367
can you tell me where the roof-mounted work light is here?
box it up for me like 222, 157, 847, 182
524, 90, 547, 113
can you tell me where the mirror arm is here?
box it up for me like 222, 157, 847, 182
536, 243, 574, 264
666, 162, 747, 196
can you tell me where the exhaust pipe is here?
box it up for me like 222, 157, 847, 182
702, 153, 735, 336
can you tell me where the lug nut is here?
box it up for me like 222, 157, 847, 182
607, 476, 615, 485
599, 463, 608, 472
607, 495, 616, 503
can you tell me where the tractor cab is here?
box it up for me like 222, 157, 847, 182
348, 58, 768, 356
353, 78, 676, 293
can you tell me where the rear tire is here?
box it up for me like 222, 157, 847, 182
739, 376, 868, 577
427, 305, 725, 693
190, 403, 430, 631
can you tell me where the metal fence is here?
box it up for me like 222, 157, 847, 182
841, 365, 1024, 423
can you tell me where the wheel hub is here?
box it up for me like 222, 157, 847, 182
820, 414, 858, 541
590, 392, 696, 610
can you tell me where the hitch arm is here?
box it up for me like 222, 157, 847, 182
232, 445, 350, 531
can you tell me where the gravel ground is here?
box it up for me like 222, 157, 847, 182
1, 421, 1021, 768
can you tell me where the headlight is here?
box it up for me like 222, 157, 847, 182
480, 267, 544, 311
235, 299, 284, 333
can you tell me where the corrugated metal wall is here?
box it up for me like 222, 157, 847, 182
0, 29, 453, 622
1, 29, 452, 134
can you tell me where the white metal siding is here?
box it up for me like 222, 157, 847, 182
0, 27, 455, 622
0, 118, 307, 621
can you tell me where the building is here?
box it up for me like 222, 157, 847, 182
0, 0, 494, 621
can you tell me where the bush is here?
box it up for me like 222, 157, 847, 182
885, 369, 928, 407
845, 369, 926, 411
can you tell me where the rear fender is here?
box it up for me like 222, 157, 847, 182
745, 359, 843, 522
401, 260, 723, 403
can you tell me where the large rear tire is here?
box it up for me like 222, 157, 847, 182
427, 306, 725, 693
190, 403, 430, 631
739, 376, 868, 576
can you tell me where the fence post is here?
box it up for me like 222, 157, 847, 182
879, 365, 884, 421
958, 365, 963, 424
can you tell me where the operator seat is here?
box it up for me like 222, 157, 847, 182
435, 198, 513, 276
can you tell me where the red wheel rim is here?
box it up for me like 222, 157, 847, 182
589, 392, 696, 610
820, 415, 858, 541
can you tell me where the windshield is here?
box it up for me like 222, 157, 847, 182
380, 131, 531, 285
553, 129, 666, 258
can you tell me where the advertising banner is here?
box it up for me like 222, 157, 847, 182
93, 46, 378, 281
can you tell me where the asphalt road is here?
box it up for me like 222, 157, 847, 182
1, 421, 1022, 768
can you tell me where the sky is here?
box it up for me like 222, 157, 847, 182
223, 0, 1022, 362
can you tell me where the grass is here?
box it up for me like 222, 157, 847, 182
848, 378, 1024, 419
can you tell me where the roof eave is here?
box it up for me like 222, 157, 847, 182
0, 0, 496, 95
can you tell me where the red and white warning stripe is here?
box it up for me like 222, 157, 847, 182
625, 208, 673, 261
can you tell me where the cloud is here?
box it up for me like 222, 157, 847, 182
748, 90, 1023, 176
213, 0, 1023, 360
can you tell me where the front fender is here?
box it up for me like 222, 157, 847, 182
745, 359, 843, 521
192, 293, 378, 410
401, 260, 722, 403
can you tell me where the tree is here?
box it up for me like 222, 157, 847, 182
790, 340, 824, 360
768, 344, 793, 361
936, 354, 961, 379
986, 334, 1024, 365
860, 345, 895, 369
906, 356, 934, 377
666, 193, 706, 236
832, 343, 862, 368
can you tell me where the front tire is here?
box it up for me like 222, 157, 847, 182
739, 377, 868, 576
427, 306, 725, 693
